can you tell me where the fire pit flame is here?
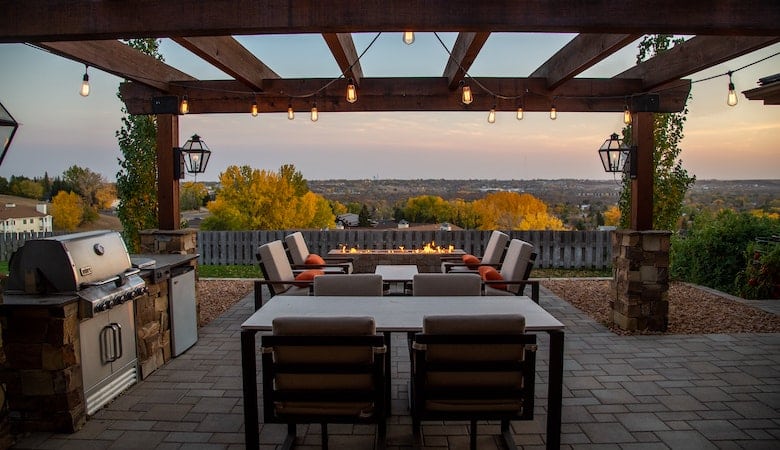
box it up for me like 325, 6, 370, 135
338, 241, 455, 254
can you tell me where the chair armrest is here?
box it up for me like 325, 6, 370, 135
443, 262, 500, 273
482, 279, 540, 303
253, 279, 314, 310
291, 263, 350, 273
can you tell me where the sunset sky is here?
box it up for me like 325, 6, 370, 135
1, 34, 778, 183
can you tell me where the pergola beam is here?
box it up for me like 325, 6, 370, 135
119, 77, 691, 115
322, 33, 364, 84
35, 40, 196, 91
615, 35, 780, 90
531, 34, 641, 89
4, 0, 780, 42
172, 36, 280, 91
443, 32, 491, 89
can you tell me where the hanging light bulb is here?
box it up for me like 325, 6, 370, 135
310, 102, 318, 122
79, 65, 90, 97
180, 94, 189, 114
251, 100, 258, 117
287, 103, 295, 120
727, 72, 738, 106
346, 79, 357, 103
623, 104, 632, 124
487, 105, 496, 124
460, 80, 473, 105
550, 103, 557, 120
403, 31, 415, 45
516, 106, 524, 120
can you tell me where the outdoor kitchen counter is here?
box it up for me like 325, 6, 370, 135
132, 252, 199, 282
0, 293, 79, 307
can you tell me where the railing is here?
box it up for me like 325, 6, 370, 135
197, 230, 614, 269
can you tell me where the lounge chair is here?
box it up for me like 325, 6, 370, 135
285, 231, 353, 273
255, 240, 319, 309
441, 230, 509, 273
480, 238, 539, 302
410, 314, 537, 450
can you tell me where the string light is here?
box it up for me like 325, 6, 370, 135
487, 104, 496, 123
346, 78, 357, 103
251, 99, 258, 117
727, 71, 738, 106
623, 102, 632, 124
310, 102, 318, 122
403, 31, 415, 45
179, 94, 189, 114
550, 101, 557, 120
287, 103, 295, 120
460, 80, 473, 105
79, 65, 90, 97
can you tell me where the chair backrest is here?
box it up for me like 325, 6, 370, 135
412, 314, 536, 420
481, 230, 510, 265
498, 239, 535, 295
314, 274, 384, 296
412, 273, 482, 296
257, 240, 295, 294
284, 231, 309, 266
262, 316, 386, 423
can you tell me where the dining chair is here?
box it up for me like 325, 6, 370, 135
313, 274, 384, 296
285, 231, 353, 273
481, 238, 540, 303
409, 314, 537, 450
411, 273, 482, 296
255, 240, 319, 310
441, 230, 509, 273
261, 316, 387, 450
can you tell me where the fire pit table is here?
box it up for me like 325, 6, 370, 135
328, 243, 464, 273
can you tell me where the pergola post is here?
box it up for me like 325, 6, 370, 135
630, 111, 654, 230
156, 114, 180, 230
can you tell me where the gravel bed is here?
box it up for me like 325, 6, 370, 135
196, 278, 780, 335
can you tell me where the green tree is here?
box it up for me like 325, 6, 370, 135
63, 165, 105, 207
9, 176, 44, 200
115, 38, 162, 251
619, 35, 696, 231
358, 204, 371, 227
180, 181, 209, 211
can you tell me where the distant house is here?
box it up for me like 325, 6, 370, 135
0, 203, 53, 233
336, 213, 359, 227
397, 219, 409, 229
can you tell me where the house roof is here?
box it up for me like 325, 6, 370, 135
0, 204, 48, 220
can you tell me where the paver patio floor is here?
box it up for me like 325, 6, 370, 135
10, 285, 780, 449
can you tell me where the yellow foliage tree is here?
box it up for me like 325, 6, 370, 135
604, 205, 621, 227
201, 165, 335, 230
51, 191, 83, 230
94, 184, 117, 210
472, 191, 565, 230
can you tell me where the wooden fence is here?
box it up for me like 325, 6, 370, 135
197, 229, 614, 269
0, 230, 614, 269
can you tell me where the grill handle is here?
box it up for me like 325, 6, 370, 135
100, 323, 123, 363
82, 268, 141, 287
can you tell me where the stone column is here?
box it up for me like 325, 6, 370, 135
610, 230, 671, 332
139, 228, 197, 254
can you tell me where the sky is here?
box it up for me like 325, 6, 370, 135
0, 33, 779, 183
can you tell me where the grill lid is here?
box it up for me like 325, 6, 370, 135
6, 230, 133, 294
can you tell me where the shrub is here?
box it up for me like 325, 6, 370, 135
736, 241, 780, 299
671, 210, 780, 295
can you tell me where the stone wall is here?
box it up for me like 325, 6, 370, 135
610, 230, 671, 332
134, 278, 171, 379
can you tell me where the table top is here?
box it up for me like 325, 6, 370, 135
241, 296, 565, 332
375, 264, 419, 281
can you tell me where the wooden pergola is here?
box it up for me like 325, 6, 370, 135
3, 0, 779, 231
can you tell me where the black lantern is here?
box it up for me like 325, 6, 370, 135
598, 133, 634, 178
175, 134, 211, 179
0, 101, 19, 167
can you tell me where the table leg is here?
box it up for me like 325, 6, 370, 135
546, 330, 564, 450
382, 331, 392, 416
241, 329, 259, 450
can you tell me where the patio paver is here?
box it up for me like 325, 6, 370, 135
9, 285, 780, 449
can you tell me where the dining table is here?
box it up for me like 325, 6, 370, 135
240, 295, 565, 450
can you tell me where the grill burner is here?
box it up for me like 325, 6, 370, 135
78, 270, 147, 317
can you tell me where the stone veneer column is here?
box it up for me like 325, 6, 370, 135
610, 230, 672, 332
139, 228, 198, 254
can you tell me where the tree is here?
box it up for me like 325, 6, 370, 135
618, 35, 696, 231
472, 191, 565, 230
403, 195, 454, 223
63, 165, 105, 207
95, 184, 118, 210
604, 205, 621, 227
9, 176, 44, 200
358, 204, 371, 227
180, 181, 209, 211
116, 38, 162, 252
51, 191, 83, 230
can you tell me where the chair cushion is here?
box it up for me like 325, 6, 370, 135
422, 314, 526, 363
481, 230, 510, 265
258, 240, 296, 293
284, 232, 309, 265
498, 239, 535, 294
305, 253, 326, 265
293, 269, 324, 287
461, 254, 480, 269
413, 273, 482, 296
313, 274, 383, 296
479, 266, 506, 290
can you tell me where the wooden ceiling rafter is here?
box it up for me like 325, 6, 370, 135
322, 33, 364, 84
35, 40, 197, 91
531, 34, 641, 89
443, 32, 491, 89
615, 35, 780, 90
4, 0, 780, 42
171, 36, 280, 92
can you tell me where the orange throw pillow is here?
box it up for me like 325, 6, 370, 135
478, 266, 506, 290
293, 269, 324, 287
304, 253, 326, 265
461, 254, 480, 269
